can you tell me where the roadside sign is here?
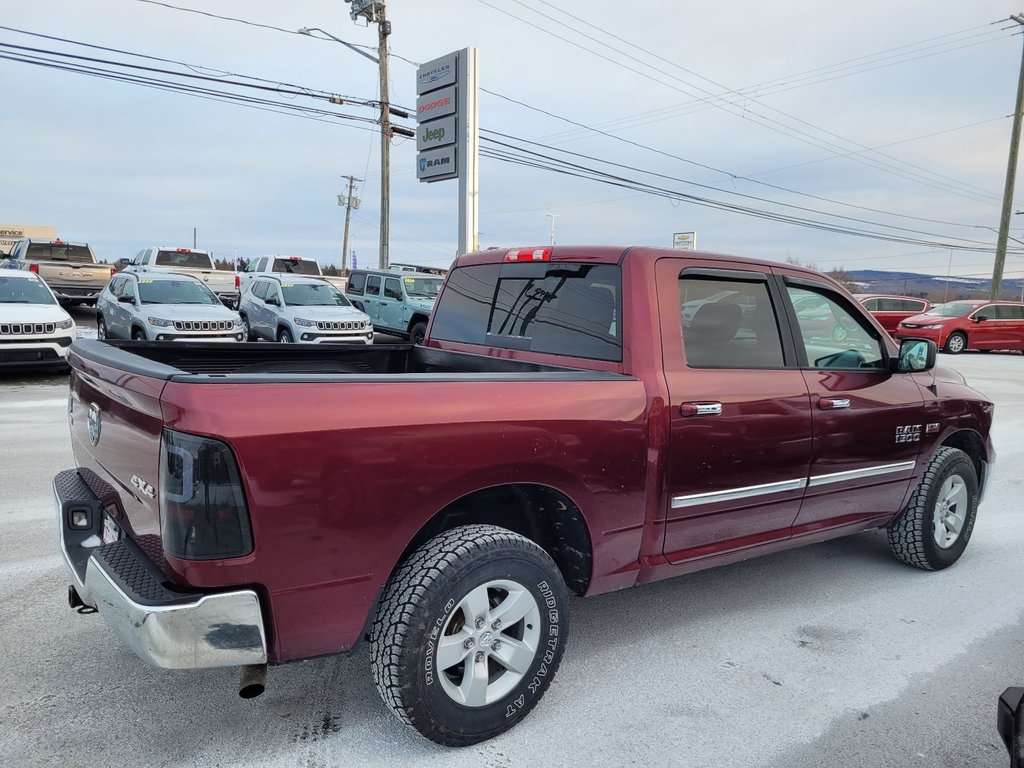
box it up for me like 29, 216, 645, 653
416, 86, 456, 122
417, 115, 456, 151
673, 232, 697, 250
416, 52, 458, 95
417, 146, 458, 181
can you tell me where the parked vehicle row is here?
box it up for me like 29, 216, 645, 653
238, 254, 348, 294
0, 271, 76, 369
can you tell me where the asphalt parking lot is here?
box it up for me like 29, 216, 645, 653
1, 343, 1022, 767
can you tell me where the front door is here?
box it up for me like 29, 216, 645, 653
778, 274, 925, 533
659, 260, 813, 563
378, 276, 406, 334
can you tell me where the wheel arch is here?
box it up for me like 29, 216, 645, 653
939, 428, 987, 483
407, 314, 429, 333
393, 483, 594, 598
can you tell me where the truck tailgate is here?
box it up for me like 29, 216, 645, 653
40, 262, 111, 287
68, 348, 170, 551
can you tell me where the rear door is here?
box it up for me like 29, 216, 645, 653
778, 274, 924, 532
658, 260, 813, 562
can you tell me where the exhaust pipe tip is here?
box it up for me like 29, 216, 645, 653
239, 664, 267, 699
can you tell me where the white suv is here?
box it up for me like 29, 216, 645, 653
0, 271, 76, 369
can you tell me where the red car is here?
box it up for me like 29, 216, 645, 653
895, 299, 1024, 354
855, 294, 931, 334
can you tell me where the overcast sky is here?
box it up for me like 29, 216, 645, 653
2, 0, 1023, 278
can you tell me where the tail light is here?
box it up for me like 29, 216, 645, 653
109, 267, 116, 276
29, 263, 39, 273
235, 274, 240, 289
505, 247, 551, 262
159, 429, 253, 560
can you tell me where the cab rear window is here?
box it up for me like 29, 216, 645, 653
25, 243, 93, 263
272, 258, 320, 275
431, 263, 622, 362
155, 250, 213, 269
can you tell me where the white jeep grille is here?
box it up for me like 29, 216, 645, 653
0, 322, 55, 335
317, 320, 365, 331
173, 320, 233, 332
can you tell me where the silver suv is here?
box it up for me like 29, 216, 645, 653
238, 275, 373, 344
96, 271, 244, 341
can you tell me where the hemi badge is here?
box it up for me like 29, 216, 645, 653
926, 423, 940, 434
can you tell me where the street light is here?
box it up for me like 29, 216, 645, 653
546, 213, 559, 246
297, 27, 378, 63
298, 20, 394, 269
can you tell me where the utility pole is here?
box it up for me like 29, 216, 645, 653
992, 12, 1024, 301
338, 175, 362, 273
377, 4, 391, 270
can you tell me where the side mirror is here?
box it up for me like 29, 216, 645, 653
117, 294, 135, 304
894, 338, 936, 373
975, 315, 988, 323
116, 258, 131, 267
999, 688, 1024, 768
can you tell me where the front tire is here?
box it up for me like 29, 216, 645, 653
409, 321, 427, 345
887, 447, 979, 570
944, 331, 967, 354
277, 328, 293, 343
370, 525, 569, 747
131, 327, 146, 341
240, 313, 255, 342
96, 316, 108, 340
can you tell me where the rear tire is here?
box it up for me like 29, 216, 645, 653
944, 331, 967, 354
370, 524, 569, 747
887, 447, 979, 570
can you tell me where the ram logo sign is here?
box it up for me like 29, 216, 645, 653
416, 146, 457, 181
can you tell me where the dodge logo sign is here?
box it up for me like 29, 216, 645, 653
88, 403, 102, 446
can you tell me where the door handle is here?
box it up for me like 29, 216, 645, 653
681, 402, 723, 417
818, 398, 851, 410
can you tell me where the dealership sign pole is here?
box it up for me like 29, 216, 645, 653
416, 48, 479, 256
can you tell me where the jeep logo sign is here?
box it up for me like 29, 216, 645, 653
416, 146, 458, 181
416, 115, 456, 151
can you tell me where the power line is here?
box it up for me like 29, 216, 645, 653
477, 0, 1004, 203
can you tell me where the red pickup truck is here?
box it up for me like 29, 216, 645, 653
55, 246, 994, 746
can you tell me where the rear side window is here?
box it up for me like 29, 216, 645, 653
431, 263, 622, 362
155, 250, 213, 269
347, 273, 366, 295
901, 299, 927, 312
679, 276, 784, 368
995, 305, 1024, 320
25, 242, 94, 263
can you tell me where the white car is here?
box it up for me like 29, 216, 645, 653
96, 271, 244, 342
0, 271, 76, 369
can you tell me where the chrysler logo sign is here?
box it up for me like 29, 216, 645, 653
87, 402, 102, 446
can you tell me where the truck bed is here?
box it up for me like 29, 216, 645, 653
70, 340, 627, 381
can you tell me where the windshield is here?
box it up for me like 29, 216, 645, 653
404, 276, 443, 298
0, 276, 56, 304
155, 250, 214, 269
138, 279, 220, 305
272, 258, 320, 275
281, 282, 352, 307
25, 243, 94, 263
926, 302, 976, 318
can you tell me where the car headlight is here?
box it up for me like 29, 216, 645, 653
294, 317, 317, 327
232, 316, 243, 327
923, 324, 943, 329
147, 317, 175, 327
55, 318, 74, 330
